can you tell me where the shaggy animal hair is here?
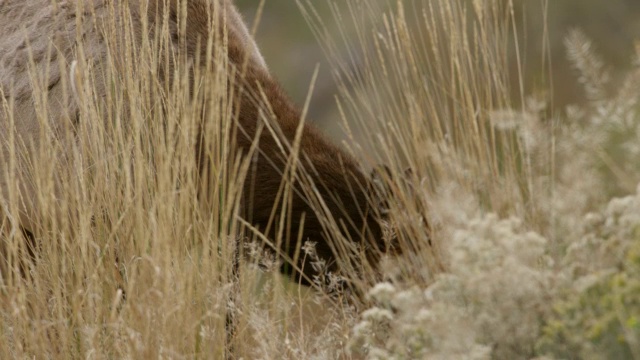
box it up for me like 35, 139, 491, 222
0, 0, 388, 285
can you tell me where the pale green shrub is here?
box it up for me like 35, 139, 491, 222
350, 213, 554, 359
538, 187, 640, 359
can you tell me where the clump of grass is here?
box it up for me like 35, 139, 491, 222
303, 0, 640, 358
300, 0, 531, 289
1, 1, 242, 356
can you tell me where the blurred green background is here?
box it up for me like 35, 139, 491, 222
236, 0, 640, 125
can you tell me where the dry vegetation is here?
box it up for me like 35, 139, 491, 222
1, 0, 639, 359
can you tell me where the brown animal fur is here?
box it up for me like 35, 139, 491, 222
0, 0, 386, 286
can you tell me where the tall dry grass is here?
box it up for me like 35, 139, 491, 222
302, 0, 639, 358
1, 1, 243, 357
1, 0, 638, 359
299, 0, 535, 286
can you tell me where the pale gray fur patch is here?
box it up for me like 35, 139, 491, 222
225, 0, 268, 72
0, 0, 270, 232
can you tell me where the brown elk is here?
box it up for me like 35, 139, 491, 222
0, 0, 397, 291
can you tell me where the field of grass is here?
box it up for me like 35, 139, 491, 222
1, 0, 639, 358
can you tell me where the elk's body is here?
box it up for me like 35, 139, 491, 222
0, 0, 385, 284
